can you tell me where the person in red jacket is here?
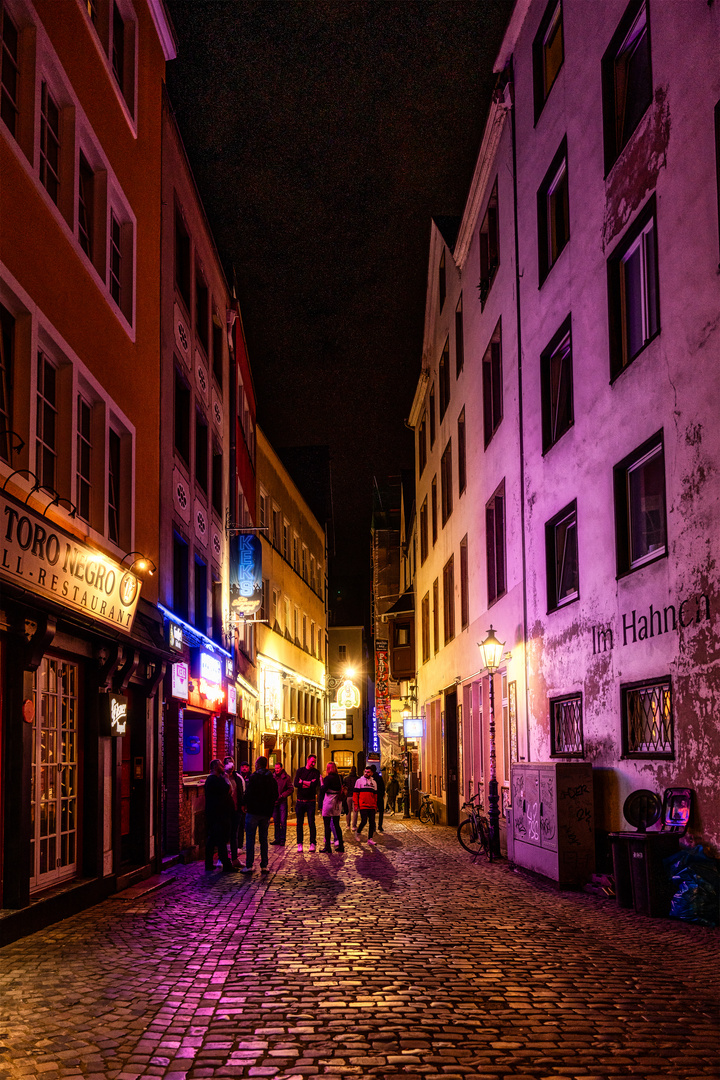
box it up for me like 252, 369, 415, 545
353, 766, 378, 845
271, 761, 294, 846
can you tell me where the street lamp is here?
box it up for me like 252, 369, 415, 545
478, 625, 505, 858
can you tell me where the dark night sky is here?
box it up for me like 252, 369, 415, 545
165, 0, 513, 622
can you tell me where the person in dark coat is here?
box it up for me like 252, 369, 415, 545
271, 761, 294, 846
241, 757, 279, 873
294, 754, 321, 852
224, 756, 245, 866
204, 759, 237, 872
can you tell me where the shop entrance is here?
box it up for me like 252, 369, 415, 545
120, 687, 147, 865
444, 689, 459, 826
31, 657, 79, 892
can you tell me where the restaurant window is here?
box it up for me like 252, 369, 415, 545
36, 352, 57, 492
212, 443, 222, 517
0, 301, 14, 463
441, 439, 452, 526
614, 431, 666, 575
421, 592, 430, 664
455, 295, 464, 377
429, 385, 436, 448
541, 317, 573, 453
460, 534, 469, 630
551, 694, 583, 757
608, 197, 659, 378
195, 265, 209, 354
458, 408, 466, 496
483, 322, 503, 447
173, 532, 189, 621
546, 500, 579, 611
194, 555, 207, 632
443, 555, 455, 645
174, 366, 190, 465
602, 0, 652, 173
486, 480, 506, 606
195, 411, 208, 494
622, 678, 673, 759
538, 138, 569, 284
478, 181, 499, 308
439, 338, 450, 420
432, 578, 439, 655
438, 249, 446, 311
76, 394, 92, 523
431, 476, 438, 546
533, 0, 564, 122
175, 206, 191, 311
78, 153, 95, 259
40, 81, 60, 205
107, 427, 121, 544
1, 4, 19, 139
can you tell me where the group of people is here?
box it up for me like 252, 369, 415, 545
204, 754, 390, 875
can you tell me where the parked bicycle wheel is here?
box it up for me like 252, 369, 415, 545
457, 816, 491, 859
418, 801, 436, 824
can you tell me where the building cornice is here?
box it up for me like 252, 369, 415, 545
493, 0, 531, 75
147, 0, 178, 60
407, 369, 430, 429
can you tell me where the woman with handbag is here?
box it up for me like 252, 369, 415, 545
320, 761, 345, 853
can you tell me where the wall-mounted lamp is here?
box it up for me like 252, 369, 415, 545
121, 551, 156, 576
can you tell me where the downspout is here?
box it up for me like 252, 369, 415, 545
508, 58, 532, 763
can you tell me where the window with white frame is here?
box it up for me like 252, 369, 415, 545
546, 500, 578, 611
40, 80, 60, 205
602, 0, 652, 173
608, 197, 659, 377
107, 199, 134, 325
1, 4, 19, 140
76, 393, 92, 523
538, 138, 569, 283
259, 489, 268, 530
36, 351, 58, 492
614, 431, 666, 575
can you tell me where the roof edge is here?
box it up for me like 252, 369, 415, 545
148, 0, 178, 60
493, 0, 532, 73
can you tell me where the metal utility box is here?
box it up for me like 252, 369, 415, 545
511, 762, 595, 885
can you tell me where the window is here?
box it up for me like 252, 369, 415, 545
272, 588, 279, 627
310, 554, 315, 592
212, 317, 224, 388
550, 694, 583, 757
541, 317, 573, 452
482, 322, 503, 446
455, 295, 464, 377
602, 0, 652, 173
457, 408, 466, 496
195, 411, 208, 494
478, 181, 499, 308
36, 353, 57, 491
622, 678, 673, 758
431, 476, 438, 546
212, 579, 223, 644
294, 606, 299, 642
212, 444, 222, 517
111, 3, 125, 92
40, 82, 60, 205
421, 592, 430, 664
533, 0, 564, 122
293, 533, 299, 570
438, 249, 446, 311
109, 211, 122, 305
272, 507, 281, 548
394, 622, 410, 647
76, 395, 92, 523
282, 521, 289, 560
0, 301, 14, 463
107, 427, 121, 544
108, 208, 133, 323
538, 138, 569, 283
77, 154, 95, 260
429, 385, 436, 448
418, 413, 427, 477
432, 578, 439, 655
608, 198, 659, 377
194, 556, 207, 631
310, 621, 315, 655
439, 339, 450, 420
110, 1, 135, 115
486, 481, 506, 605
420, 497, 428, 565
175, 206, 191, 311
443, 555, 455, 645
284, 597, 291, 636
338, 644, 347, 662
174, 367, 190, 464
614, 431, 666, 575
259, 491, 268, 530
441, 440, 452, 526
302, 614, 307, 650
173, 534, 189, 619
195, 267, 209, 354
460, 535, 469, 630
546, 500, 578, 611
1, 5, 19, 138
302, 545, 308, 581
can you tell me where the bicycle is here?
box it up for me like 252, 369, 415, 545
418, 791, 437, 825
457, 792, 493, 862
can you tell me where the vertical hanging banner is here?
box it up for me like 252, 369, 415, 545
229, 533, 262, 616
375, 638, 390, 728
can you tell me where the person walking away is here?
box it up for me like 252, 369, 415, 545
237, 761, 251, 850
294, 754, 321, 851
371, 764, 386, 832
354, 766, 378, 845
344, 766, 358, 831
241, 756, 279, 874
386, 772, 400, 814
204, 759, 237, 872
320, 762, 345, 852
272, 760, 293, 845
224, 757, 244, 866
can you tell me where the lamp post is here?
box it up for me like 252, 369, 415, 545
478, 625, 505, 858
400, 681, 417, 819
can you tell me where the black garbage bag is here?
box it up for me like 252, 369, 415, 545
664, 845, 720, 927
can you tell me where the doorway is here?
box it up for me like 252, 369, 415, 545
444, 688, 459, 826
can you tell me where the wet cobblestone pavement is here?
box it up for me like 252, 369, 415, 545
0, 819, 718, 1080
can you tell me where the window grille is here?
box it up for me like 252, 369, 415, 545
623, 679, 673, 758
551, 695, 583, 756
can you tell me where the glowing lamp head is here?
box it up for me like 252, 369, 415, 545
344, 666, 356, 678
478, 625, 505, 673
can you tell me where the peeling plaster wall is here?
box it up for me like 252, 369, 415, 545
512, 0, 720, 849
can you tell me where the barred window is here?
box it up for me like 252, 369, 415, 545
550, 694, 583, 757
622, 678, 673, 758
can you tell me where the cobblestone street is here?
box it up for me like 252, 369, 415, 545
0, 820, 717, 1080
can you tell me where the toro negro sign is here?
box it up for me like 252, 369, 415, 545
1, 493, 141, 633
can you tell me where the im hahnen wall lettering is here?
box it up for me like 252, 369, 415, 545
591, 594, 711, 654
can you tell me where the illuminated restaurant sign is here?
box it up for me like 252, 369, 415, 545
227, 684, 237, 715
330, 718, 347, 736
171, 661, 189, 700
0, 492, 141, 633
229, 533, 262, 616
102, 692, 129, 736
330, 703, 347, 720
336, 679, 360, 709
190, 649, 222, 684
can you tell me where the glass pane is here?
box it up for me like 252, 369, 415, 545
622, 241, 643, 360
629, 448, 665, 563
544, 4, 563, 96
40, 839, 48, 875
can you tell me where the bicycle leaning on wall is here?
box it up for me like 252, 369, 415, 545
457, 791, 493, 862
